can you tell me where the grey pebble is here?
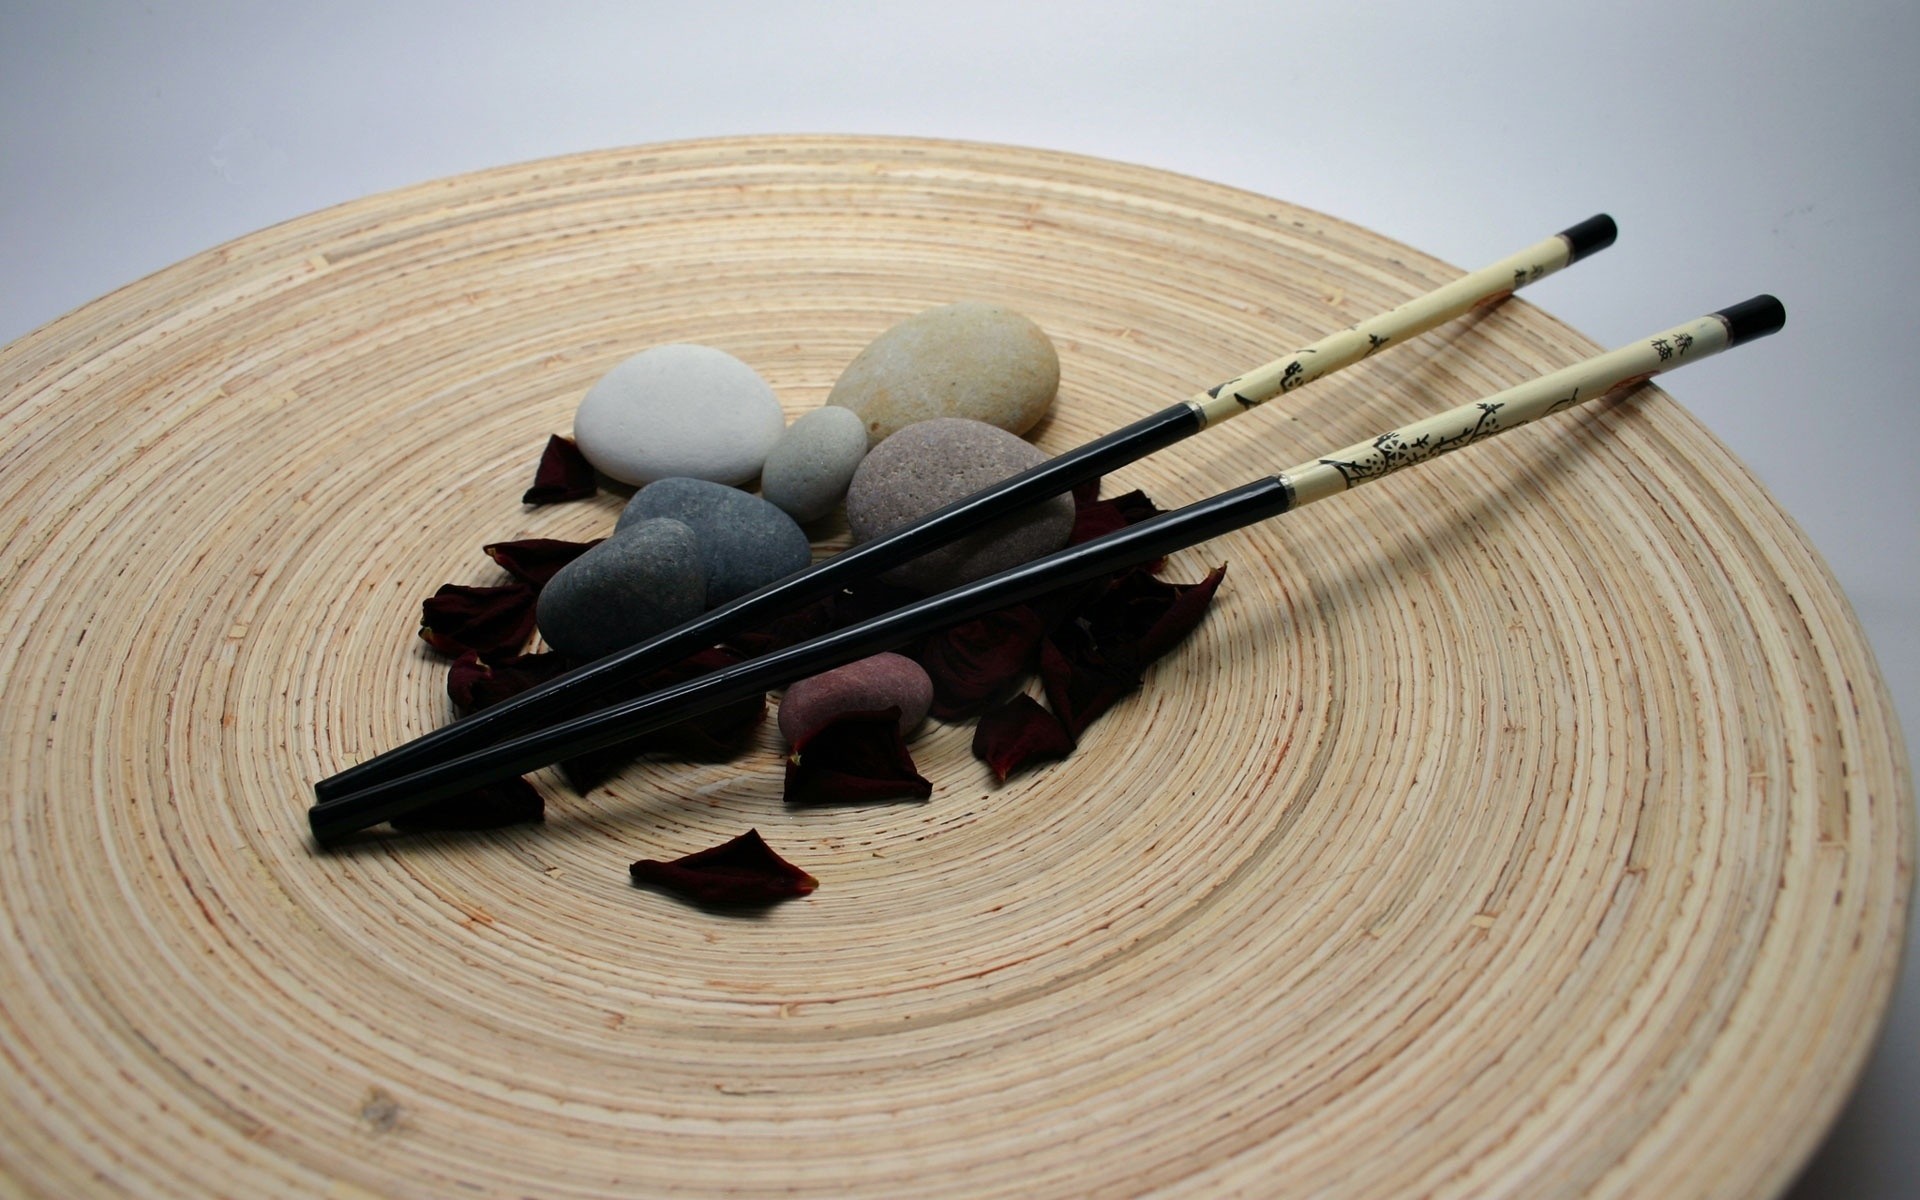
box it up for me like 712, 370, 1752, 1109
536, 517, 706, 661
760, 405, 869, 523
828, 301, 1060, 446
844, 418, 1075, 594
777, 652, 933, 745
617, 477, 813, 606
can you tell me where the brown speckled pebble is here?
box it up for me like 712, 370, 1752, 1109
843, 417, 1075, 594
827, 302, 1059, 445
778, 653, 934, 745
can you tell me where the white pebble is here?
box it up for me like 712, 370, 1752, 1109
572, 344, 785, 487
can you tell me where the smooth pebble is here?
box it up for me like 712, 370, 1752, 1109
573, 344, 785, 486
536, 517, 706, 660
617, 477, 812, 606
827, 302, 1059, 446
844, 418, 1075, 594
760, 405, 869, 523
778, 653, 934, 745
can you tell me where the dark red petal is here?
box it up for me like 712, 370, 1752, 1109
391, 775, 544, 832
784, 708, 932, 805
448, 649, 574, 711
629, 829, 818, 908
522, 434, 598, 505
972, 694, 1076, 783
1040, 564, 1227, 739
1039, 625, 1142, 741
1069, 487, 1163, 546
915, 603, 1050, 718
482, 537, 602, 587
419, 582, 538, 657
1129, 563, 1227, 663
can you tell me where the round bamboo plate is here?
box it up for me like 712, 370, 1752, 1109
0, 136, 1908, 1200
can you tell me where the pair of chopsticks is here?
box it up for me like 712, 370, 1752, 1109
310, 215, 1784, 844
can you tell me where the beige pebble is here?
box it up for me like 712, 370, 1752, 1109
827, 301, 1059, 446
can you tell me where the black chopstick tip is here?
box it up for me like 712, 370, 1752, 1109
309, 798, 375, 847
1713, 295, 1786, 346
1558, 214, 1618, 264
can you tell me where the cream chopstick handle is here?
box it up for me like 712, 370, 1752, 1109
1190, 215, 1615, 428
1278, 299, 1780, 508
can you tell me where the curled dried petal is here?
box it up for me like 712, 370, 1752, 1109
482, 537, 602, 587
629, 829, 817, 908
1069, 487, 1163, 547
972, 694, 1076, 783
1039, 626, 1141, 742
1115, 562, 1227, 664
784, 708, 931, 805
447, 650, 573, 712
915, 603, 1050, 718
419, 582, 538, 657
1041, 564, 1227, 739
522, 434, 597, 504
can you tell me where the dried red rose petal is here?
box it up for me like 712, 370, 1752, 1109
522, 434, 597, 505
419, 582, 538, 657
629, 828, 817, 907
784, 707, 932, 805
1069, 487, 1163, 547
1097, 562, 1227, 664
1041, 564, 1227, 739
391, 775, 544, 832
1039, 629, 1139, 742
915, 603, 1050, 718
482, 537, 602, 587
448, 649, 573, 711
973, 694, 1076, 782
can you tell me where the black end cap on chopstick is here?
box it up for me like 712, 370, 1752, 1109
1712, 294, 1786, 346
1557, 214, 1618, 263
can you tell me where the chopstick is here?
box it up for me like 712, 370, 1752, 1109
312, 215, 1618, 805
308, 294, 1784, 844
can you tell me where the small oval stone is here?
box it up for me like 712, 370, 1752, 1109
573, 344, 786, 486
844, 418, 1075, 594
760, 405, 869, 523
535, 517, 705, 660
617, 477, 812, 606
827, 302, 1059, 446
778, 653, 934, 745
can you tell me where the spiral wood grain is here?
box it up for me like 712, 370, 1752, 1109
0, 136, 1908, 1199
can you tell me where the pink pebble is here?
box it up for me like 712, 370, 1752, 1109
777, 653, 934, 745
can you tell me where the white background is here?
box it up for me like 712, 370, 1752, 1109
3, 3, 1913, 1195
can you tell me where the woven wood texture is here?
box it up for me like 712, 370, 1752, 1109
0, 136, 1909, 1199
